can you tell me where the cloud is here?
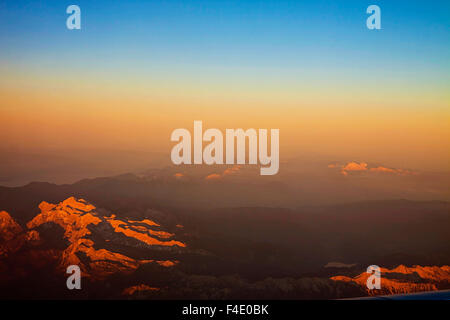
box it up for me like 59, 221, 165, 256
369, 166, 396, 173
205, 165, 242, 180
369, 166, 416, 175
223, 165, 241, 176
340, 162, 368, 175
328, 161, 417, 176
205, 173, 222, 180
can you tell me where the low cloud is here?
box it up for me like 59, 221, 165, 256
205, 165, 242, 180
205, 173, 222, 180
369, 166, 416, 175
223, 165, 241, 176
328, 161, 416, 176
340, 162, 368, 175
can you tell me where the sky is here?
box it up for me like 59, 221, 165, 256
0, 0, 449, 172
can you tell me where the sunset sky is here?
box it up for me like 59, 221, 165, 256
1, 0, 449, 172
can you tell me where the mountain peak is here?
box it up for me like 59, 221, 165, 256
0, 210, 24, 256
0, 210, 21, 232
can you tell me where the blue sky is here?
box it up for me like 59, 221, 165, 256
1, 0, 449, 73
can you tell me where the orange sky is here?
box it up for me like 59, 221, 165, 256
1, 65, 449, 172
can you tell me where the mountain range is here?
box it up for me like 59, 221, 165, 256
0, 172, 449, 299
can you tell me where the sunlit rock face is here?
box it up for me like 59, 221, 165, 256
2, 197, 186, 281
105, 214, 185, 248
122, 284, 160, 297
331, 265, 450, 295
0, 210, 25, 257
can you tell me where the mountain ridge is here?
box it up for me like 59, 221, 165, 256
0, 197, 186, 282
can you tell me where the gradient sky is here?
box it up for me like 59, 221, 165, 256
1, 0, 449, 171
